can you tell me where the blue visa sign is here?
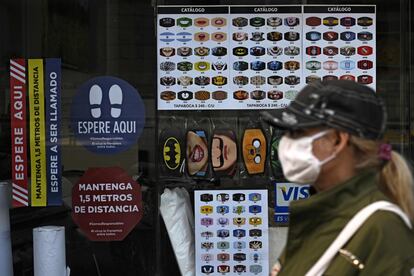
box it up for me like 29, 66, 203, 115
274, 182, 310, 224
71, 76, 145, 154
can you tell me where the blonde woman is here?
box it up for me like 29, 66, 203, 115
262, 80, 414, 276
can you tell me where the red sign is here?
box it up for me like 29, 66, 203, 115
72, 167, 142, 241
10, 59, 29, 207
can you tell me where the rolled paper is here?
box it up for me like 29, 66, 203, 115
33, 226, 67, 276
0, 182, 13, 276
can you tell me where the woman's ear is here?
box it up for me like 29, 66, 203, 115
335, 131, 350, 154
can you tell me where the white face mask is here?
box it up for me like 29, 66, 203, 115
278, 130, 336, 184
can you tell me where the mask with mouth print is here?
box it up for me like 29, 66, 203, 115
186, 130, 209, 177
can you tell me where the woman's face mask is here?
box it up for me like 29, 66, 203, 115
278, 130, 336, 184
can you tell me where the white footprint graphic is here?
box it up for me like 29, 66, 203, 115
89, 84, 102, 118
109, 84, 123, 118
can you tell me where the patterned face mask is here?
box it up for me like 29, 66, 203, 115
211, 130, 237, 177
159, 47, 175, 57
177, 47, 192, 57
242, 129, 266, 175
186, 130, 209, 177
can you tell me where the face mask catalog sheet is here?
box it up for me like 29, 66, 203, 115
157, 5, 376, 110
302, 6, 376, 88
194, 190, 269, 275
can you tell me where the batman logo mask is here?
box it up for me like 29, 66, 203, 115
233, 47, 248, 57
163, 140, 180, 170
159, 129, 184, 176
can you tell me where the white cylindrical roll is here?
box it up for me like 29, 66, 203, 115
33, 226, 67, 276
0, 182, 13, 276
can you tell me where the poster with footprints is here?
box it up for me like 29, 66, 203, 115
157, 5, 376, 110
71, 76, 146, 154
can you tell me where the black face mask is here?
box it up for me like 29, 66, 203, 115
159, 128, 184, 177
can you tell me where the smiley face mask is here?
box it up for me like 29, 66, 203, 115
186, 130, 209, 177
159, 129, 184, 177
211, 130, 237, 177
242, 129, 266, 175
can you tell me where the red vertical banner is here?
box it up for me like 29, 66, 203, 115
10, 59, 29, 207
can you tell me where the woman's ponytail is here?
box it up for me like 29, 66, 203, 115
379, 151, 414, 220
350, 136, 414, 220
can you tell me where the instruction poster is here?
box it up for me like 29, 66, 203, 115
10, 58, 62, 207
194, 190, 269, 275
157, 5, 376, 110
71, 76, 145, 154
72, 167, 143, 241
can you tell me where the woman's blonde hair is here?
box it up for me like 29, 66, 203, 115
350, 136, 414, 220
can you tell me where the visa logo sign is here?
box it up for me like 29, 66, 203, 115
279, 186, 310, 201
274, 183, 310, 224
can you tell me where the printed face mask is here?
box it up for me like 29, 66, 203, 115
186, 130, 208, 177
160, 76, 176, 86
278, 130, 336, 184
178, 76, 193, 86
267, 17, 282, 27
212, 61, 227, 71
211, 130, 237, 177
159, 129, 184, 176
232, 17, 248, 27
242, 129, 266, 175
160, 47, 175, 57
159, 17, 175, 28
177, 47, 192, 57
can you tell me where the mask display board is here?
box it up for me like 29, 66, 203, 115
195, 190, 269, 275
303, 6, 376, 86
9, 58, 62, 207
274, 183, 310, 224
157, 5, 376, 110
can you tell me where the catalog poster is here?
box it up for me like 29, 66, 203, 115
157, 5, 376, 110
194, 190, 269, 275
303, 6, 376, 88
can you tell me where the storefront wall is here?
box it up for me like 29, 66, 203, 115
0, 0, 412, 275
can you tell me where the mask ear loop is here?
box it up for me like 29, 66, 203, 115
311, 129, 338, 166
308, 129, 332, 141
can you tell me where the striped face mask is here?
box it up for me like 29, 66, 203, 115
278, 130, 336, 184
